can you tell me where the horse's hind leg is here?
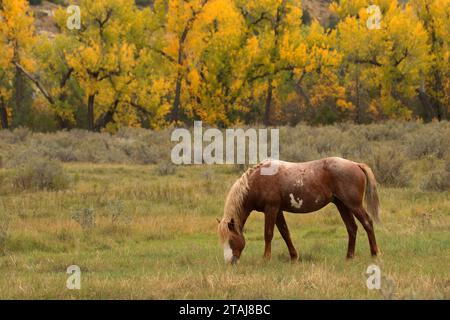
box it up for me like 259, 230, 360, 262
353, 207, 379, 257
335, 200, 358, 259
276, 211, 298, 262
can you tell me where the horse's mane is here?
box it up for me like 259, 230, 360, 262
218, 162, 266, 243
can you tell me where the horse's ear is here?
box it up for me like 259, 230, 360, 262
228, 218, 235, 231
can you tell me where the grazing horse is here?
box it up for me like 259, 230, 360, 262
217, 157, 380, 264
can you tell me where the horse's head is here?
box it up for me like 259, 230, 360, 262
217, 218, 245, 264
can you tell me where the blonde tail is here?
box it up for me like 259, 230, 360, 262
358, 163, 381, 223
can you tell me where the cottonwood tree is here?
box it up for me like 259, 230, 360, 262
0, 0, 36, 128
332, 0, 431, 120
236, 0, 303, 125
411, 0, 449, 120
146, 0, 259, 126
53, 0, 146, 131
236, 0, 348, 125
23, 35, 81, 129
0, 17, 13, 128
176, 0, 250, 125
144, 0, 212, 124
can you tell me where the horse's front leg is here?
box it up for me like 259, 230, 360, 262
263, 205, 278, 260
276, 211, 298, 262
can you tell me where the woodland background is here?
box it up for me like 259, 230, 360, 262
0, 0, 448, 132
0, 0, 449, 299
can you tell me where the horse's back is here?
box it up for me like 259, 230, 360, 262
246, 157, 365, 213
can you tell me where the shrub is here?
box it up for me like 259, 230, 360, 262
0, 213, 10, 254
72, 208, 96, 230
368, 145, 412, 187
420, 167, 450, 191
118, 140, 161, 164
154, 161, 177, 176
12, 158, 70, 191
280, 125, 320, 162
281, 124, 373, 163
0, 122, 448, 168
356, 121, 419, 142
11, 127, 31, 143
406, 123, 450, 160
6, 148, 45, 168
0, 171, 9, 194
105, 201, 131, 224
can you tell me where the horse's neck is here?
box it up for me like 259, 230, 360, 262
226, 173, 252, 233
239, 210, 250, 233
237, 195, 251, 233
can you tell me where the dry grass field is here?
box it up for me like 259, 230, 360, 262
0, 122, 449, 299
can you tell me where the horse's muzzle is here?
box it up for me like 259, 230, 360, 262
231, 256, 238, 265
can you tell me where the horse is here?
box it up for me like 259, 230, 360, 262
217, 157, 380, 264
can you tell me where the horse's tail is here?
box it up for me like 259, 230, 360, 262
358, 163, 381, 224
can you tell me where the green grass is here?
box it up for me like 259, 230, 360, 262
0, 163, 449, 299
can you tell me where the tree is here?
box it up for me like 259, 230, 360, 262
146, 0, 212, 124
236, 0, 348, 125
53, 0, 147, 131
145, 0, 258, 126
332, 0, 431, 120
0, 0, 36, 127
411, 0, 449, 120
0, 19, 14, 128
236, 0, 303, 125
174, 0, 249, 125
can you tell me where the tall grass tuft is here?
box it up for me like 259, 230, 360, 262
72, 208, 96, 230
420, 164, 450, 191
12, 157, 70, 191
368, 145, 412, 187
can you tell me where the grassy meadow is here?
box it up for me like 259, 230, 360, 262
0, 122, 449, 299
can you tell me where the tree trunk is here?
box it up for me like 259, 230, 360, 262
417, 87, 440, 121
94, 99, 119, 131
355, 68, 362, 124
264, 78, 273, 126
56, 113, 72, 130
87, 94, 95, 131
432, 70, 444, 121
13, 64, 26, 127
0, 98, 8, 129
167, 0, 209, 124
170, 73, 183, 123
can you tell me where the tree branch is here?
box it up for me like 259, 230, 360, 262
14, 61, 55, 105
59, 67, 74, 88
350, 58, 382, 67
130, 100, 153, 116
148, 47, 176, 63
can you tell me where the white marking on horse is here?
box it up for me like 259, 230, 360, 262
223, 241, 233, 262
289, 193, 303, 209
294, 178, 304, 187
315, 196, 321, 204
